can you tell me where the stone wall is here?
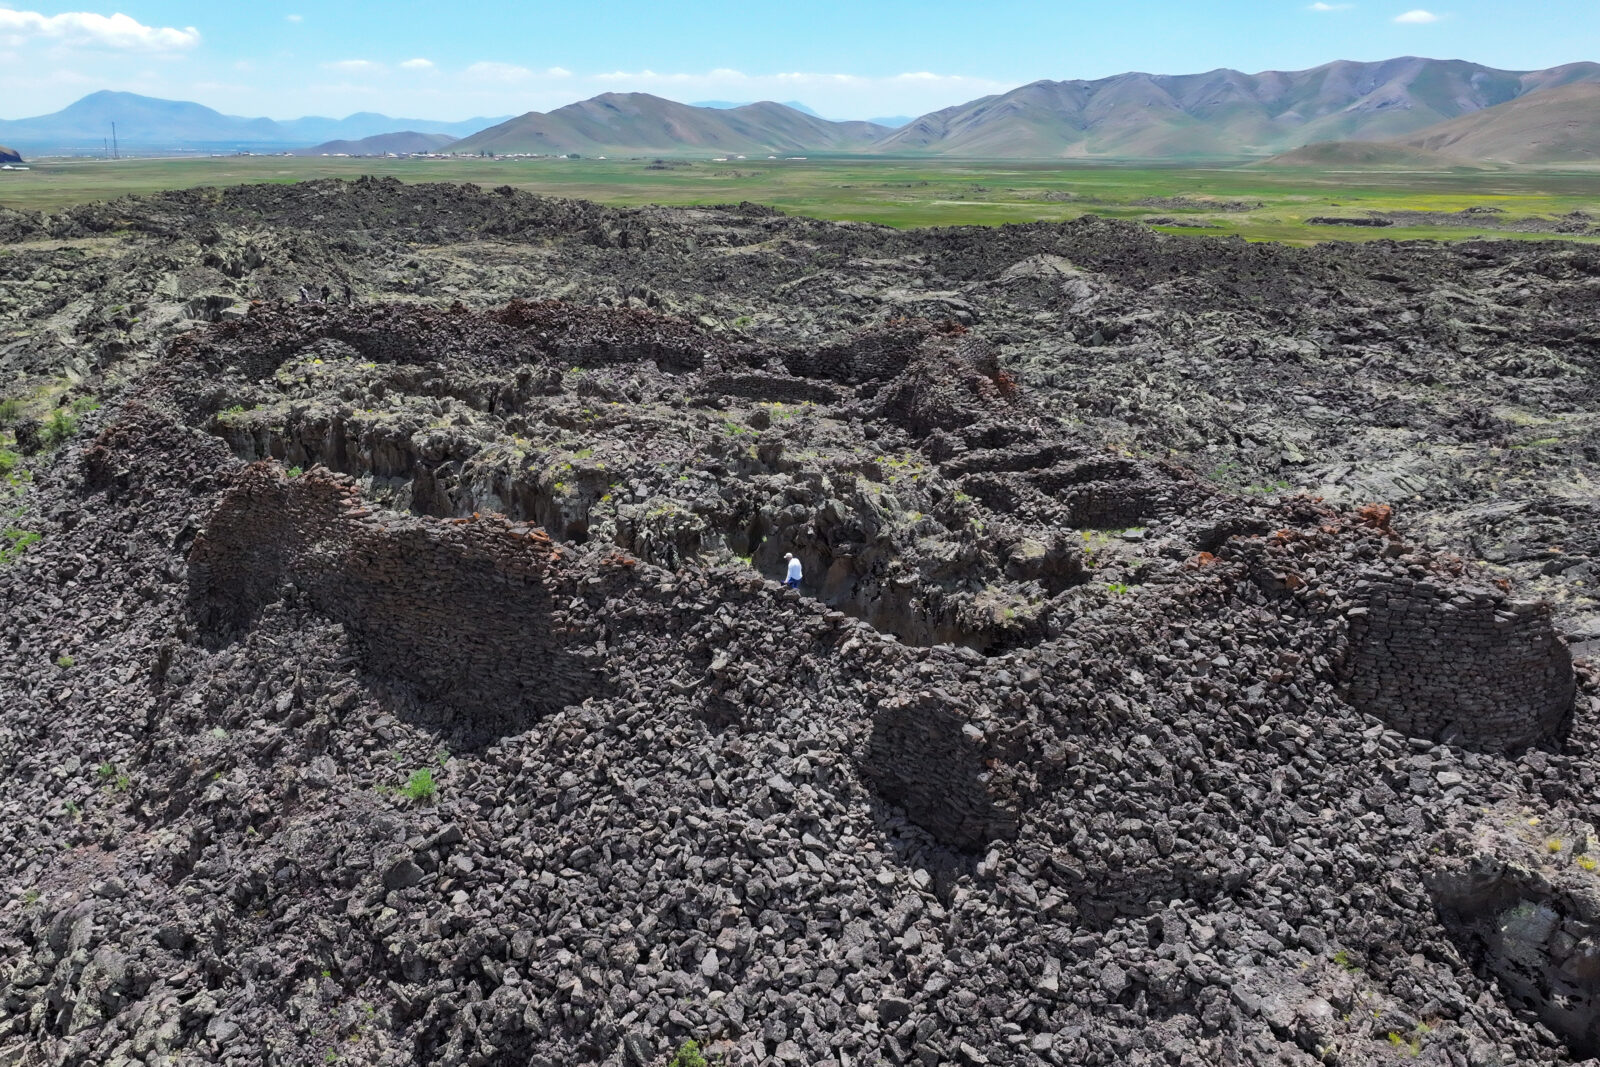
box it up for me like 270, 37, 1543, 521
692, 373, 843, 406
1428, 819, 1600, 1057
782, 323, 935, 385
1342, 573, 1574, 752
187, 464, 606, 740
862, 692, 1024, 850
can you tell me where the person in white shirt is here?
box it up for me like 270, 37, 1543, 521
783, 553, 803, 589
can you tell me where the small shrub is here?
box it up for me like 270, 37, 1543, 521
1106, 582, 1131, 595
1332, 948, 1360, 973
1386, 1031, 1422, 1057
286, 465, 304, 478
42, 407, 78, 447
401, 769, 437, 803
0, 449, 18, 478
97, 762, 116, 781
1548, 839, 1564, 853
55, 654, 74, 669
668, 1040, 710, 1067
0, 397, 22, 425
1578, 855, 1598, 872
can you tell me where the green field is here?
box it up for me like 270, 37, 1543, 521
3, 154, 1600, 243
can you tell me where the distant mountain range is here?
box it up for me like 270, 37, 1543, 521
452, 94, 890, 155
0, 91, 506, 153
294, 131, 460, 157
4, 58, 1600, 162
693, 100, 913, 128
873, 57, 1600, 158
693, 99, 821, 117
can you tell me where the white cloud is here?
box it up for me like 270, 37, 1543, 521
400, 58, 434, 70
464, 61, 535, 83
285, 14, 303, 23
324, 59, 381, 72
1394, 9, 1442, 22
1308, 2, 1353, 11
0, 8, 200, 51
546, 66, 572, 78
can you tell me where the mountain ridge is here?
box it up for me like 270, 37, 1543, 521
869, 57, 1600, 158
293, 131, 460, 157
1400, 82, 1600, 163
0, 91, 506, 152
5, 57, 1600, 160
451, 93, 891, 155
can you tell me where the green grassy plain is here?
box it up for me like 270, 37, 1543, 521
2, 154, 1599, 243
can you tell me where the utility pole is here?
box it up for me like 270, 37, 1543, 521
111, 122, 119, 160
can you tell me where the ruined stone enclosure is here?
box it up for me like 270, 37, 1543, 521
169, 300, 1578, 763
12, 181, 1600, 1067
186, 463, 607, 745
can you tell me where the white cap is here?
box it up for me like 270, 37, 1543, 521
784, 552, 794, 559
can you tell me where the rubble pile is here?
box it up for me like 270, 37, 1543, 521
1, 180, 1599, 1067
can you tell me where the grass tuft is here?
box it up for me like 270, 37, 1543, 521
401, 769, 437, 803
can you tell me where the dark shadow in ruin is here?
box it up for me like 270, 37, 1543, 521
186, 464, 609, 750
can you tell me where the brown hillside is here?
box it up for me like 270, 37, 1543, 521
870, 57, 1600, 159
453, 93, 889, 156
294, 132, 458, 157
1403, 83, 1600, 163
1253, 140, 1480, 169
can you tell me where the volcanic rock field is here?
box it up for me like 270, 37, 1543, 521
3, 178, 1600, 1066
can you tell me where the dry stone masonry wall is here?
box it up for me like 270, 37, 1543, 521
187, 463, 607, 741
1344, 573, 1574, 752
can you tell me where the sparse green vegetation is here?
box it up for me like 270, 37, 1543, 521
1245, 479, 1292, 494
1332, 948, 1360, 973
2, 156, 1599, 245
668, 1039, 710, 1067
401, 768, 437, 803
0, 528, 40, 565
0, 398, 23, 425
1387, 1031, 1422, 1057
42, 407, 78, 448
55, 654, 74, 668
287, 465, 304, 478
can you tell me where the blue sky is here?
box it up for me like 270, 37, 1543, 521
1, 1, 1597, 120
